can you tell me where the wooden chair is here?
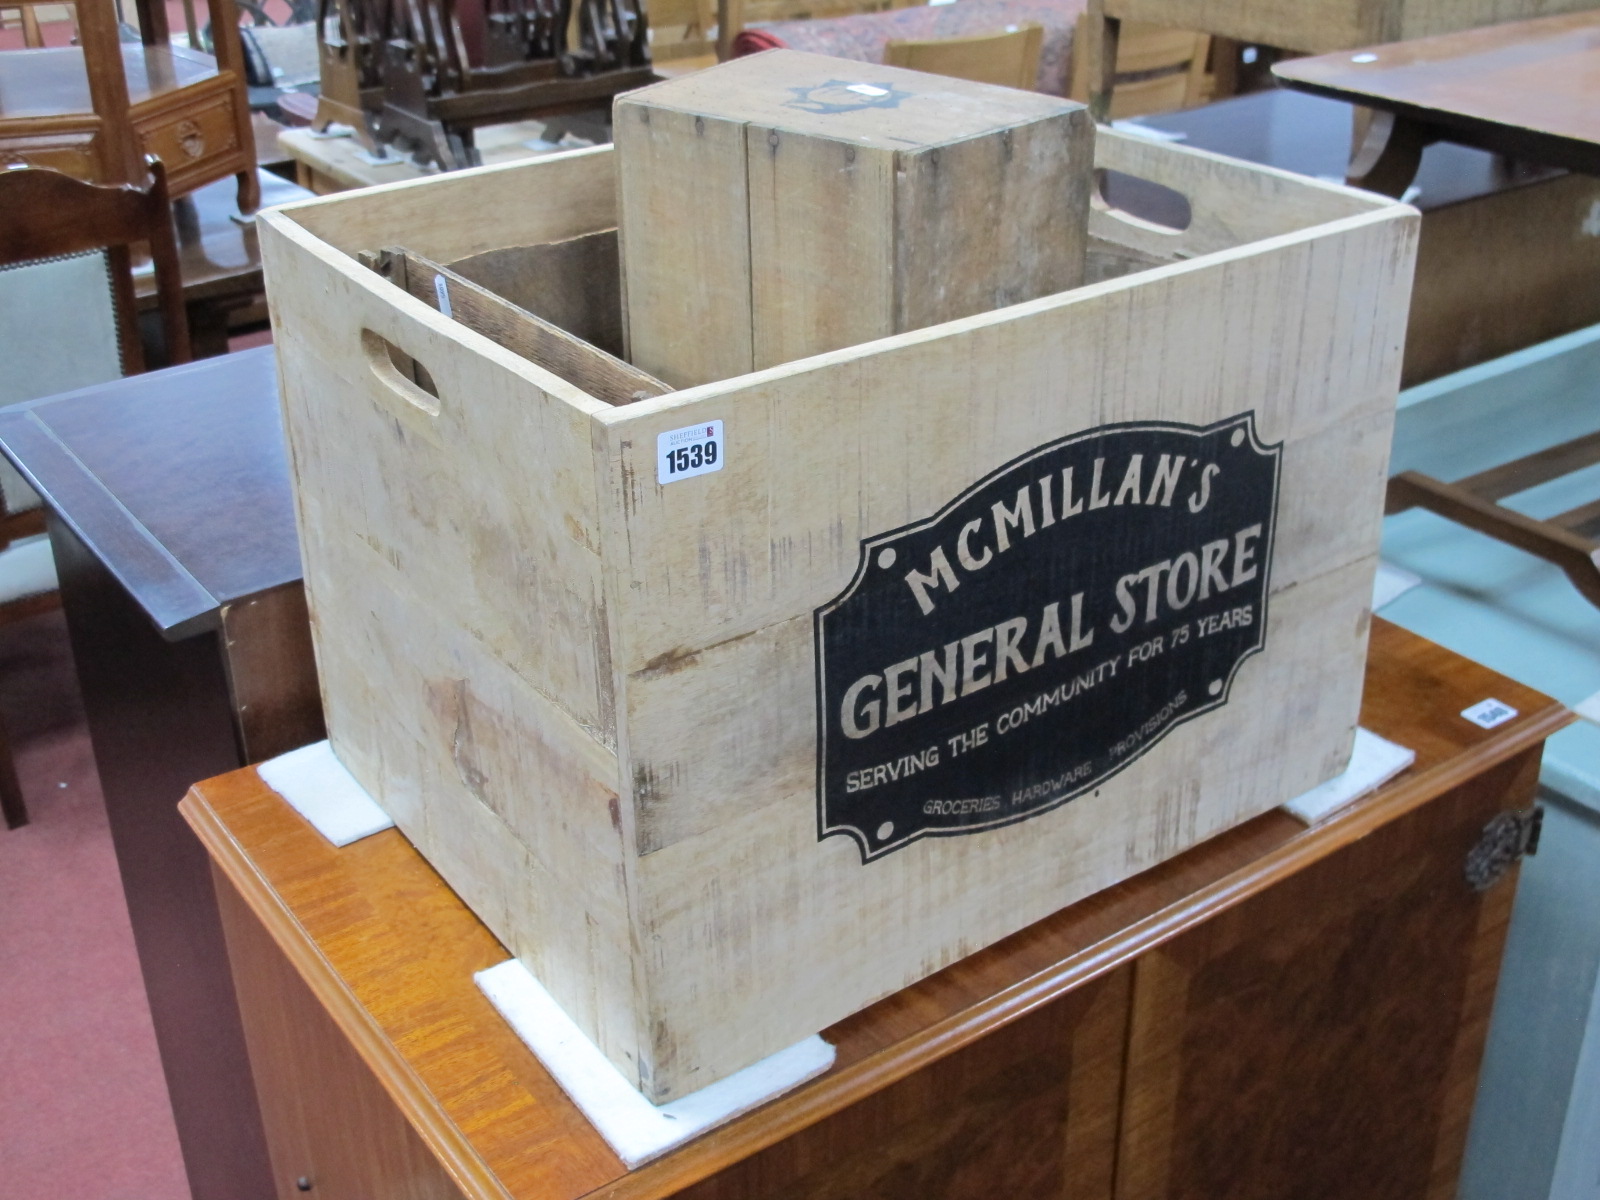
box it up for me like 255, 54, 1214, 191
885, 21, 1043, 89
0, 158, 190, 829
1070, 15, 1209, 118
0, 159, 191, 372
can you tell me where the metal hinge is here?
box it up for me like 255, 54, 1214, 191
1465, 806, 1543, 892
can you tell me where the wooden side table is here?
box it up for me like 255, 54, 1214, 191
0, 347, 322, 1200
184, 620, 1568, 1200
0, 0, 258, 209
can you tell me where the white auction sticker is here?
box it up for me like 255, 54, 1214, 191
658, 420, 724, 484
1461, 698, 1518, 729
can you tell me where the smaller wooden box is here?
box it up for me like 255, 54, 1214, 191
616, 50, 1095, 387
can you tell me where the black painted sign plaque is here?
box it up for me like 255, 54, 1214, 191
815, 414, 1281, 861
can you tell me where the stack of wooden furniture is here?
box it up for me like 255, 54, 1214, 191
312, 0, 655, 167
0, 0, 259, 210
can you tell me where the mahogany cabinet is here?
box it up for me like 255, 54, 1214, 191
183, 620, 1568, 1200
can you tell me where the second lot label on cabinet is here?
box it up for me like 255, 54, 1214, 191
815, 414, 1282, 861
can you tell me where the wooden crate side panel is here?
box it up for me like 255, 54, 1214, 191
745, 124, 897, 372
892, 111, 1094, 332
300, 541, 650, 1085
600, 208, 1415, 684
615, 101, 755, 388
261, 216, 616, 743
629, 555, 1374, 1098
274, 145, 618, 264
621, 399, 1396, 863
1099, 0, 1381, 53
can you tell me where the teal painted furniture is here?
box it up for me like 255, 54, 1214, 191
1381, 325, 1600, 1200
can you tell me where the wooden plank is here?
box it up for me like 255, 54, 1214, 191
616, 101, 753, 386
277, 144, 618, 265
377, 246, 671, 407
448, 231, 627, 358
1454, 428, 1600, 502
617, 50, 1094, 385
1385, 471, 1600, 608
744, 123, 896, 373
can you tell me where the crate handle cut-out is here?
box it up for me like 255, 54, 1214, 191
1090, 168, 1192, 236
362, 328, 442, 418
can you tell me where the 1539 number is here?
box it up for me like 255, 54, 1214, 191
656, 420, 725, 484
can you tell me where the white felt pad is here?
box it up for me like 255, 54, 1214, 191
1372, 560, 1422, 610
476, 960, 835, 1168
1281, 728, 1416, 825
256, 740, 395, 846
0, 534, 57, 603
1575, 689, 1600, 727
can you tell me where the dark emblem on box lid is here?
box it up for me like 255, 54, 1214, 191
815, 414, 1281, 862
785, 80, 912, 115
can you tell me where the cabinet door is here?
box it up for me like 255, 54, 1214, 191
1115, 748, 1541, 1200
214, 867, 469, 1200
680, 965, 1132, 1200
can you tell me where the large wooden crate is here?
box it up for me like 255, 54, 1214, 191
260, 118, 1417, 1102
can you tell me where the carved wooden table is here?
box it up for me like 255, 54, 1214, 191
182, 619, 1568, 1200
0, 347, 323, 1200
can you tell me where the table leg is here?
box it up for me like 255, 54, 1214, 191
1347, 109, 1430, 198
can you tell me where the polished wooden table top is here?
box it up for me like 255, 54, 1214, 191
1274, 11, 1600, 177
0, 42, 217, 117
0, 347, 297, 637
181, 620, 1570, 1200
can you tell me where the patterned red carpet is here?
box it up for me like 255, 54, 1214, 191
0, 607, 189, 1200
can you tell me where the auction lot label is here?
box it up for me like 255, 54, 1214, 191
815, 414, 1280, 861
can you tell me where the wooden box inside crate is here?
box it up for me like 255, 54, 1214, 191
260, 114, 1417, 1102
